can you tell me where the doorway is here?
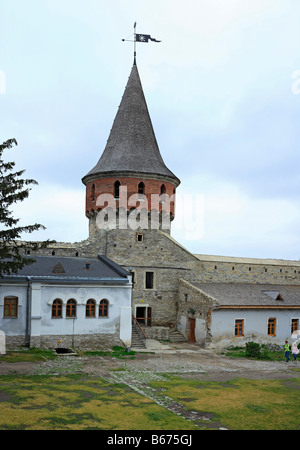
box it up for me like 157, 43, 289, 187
136, 306, 152, 326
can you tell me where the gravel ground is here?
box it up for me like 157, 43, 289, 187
0, 342, 298, 381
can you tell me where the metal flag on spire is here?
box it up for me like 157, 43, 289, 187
135, 34, 161, 43
122, 23, 161, 64
133, 22, 161, 43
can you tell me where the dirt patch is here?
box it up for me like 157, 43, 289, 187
0, 361, 34, 375
0, 391, 13, 402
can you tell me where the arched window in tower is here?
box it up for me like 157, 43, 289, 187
160, 184, 167, 205
91, 184, 95, 202
138, 182, 145, 198
114, 181, 121, 199
160, 184, 166, 195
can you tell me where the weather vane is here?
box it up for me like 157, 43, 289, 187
122, 22, 161, 64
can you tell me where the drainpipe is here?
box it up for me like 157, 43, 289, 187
25, 277, 32, 348
104, 230, 108, 256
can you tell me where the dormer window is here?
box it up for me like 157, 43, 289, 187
114, 181, 120, 199
263, 291, 284, 301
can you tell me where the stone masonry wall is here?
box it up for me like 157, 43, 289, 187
191, 256, 300, 285
102, 229, 195, 327
178, 279, 218, 344
25, 235, 300, 288
39, 333, 122, 351
22, 230, 300, 332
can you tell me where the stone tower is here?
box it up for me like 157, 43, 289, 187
82, 61, 180, 237
81, 61, 187, 330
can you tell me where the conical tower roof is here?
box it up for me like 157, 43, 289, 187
82, 63, 180, 186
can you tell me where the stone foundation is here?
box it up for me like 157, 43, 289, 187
39, 334, 124, 351
4, 334, 124, 351
142, 326, 170, 340
5, 336, 27, 350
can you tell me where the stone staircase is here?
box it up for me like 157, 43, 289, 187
131, 323, 186, 349
131, 319, 147, 349
169, 329, 186, 343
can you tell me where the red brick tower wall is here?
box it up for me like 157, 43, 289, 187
85, 176, 177, 220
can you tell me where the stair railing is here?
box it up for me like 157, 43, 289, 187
132, 315, 146, 346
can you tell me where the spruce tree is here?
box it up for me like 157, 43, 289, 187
0, 139, 53, 276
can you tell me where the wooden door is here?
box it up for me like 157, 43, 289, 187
189, 318, 196, 343
146, 307, 152, 327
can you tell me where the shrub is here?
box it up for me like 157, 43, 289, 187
245, 341, 261, 358
259, 346, 272, 360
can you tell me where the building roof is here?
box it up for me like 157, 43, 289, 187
3, 255, 130, 284
82, 63, 180, 186
193, 254, 300, 267
192, 282, 300, 308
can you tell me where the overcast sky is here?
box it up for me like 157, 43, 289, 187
1, 0, 300, 260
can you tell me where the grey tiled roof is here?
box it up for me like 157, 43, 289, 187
192, 283, 300, 307
82, 64, 180, 185
3, 255, 129, 282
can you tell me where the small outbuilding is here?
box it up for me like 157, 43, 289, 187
0, 255, 132, 350
178, 280, 300, 348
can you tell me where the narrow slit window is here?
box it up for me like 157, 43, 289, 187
138, 182, 145, 197
114, 181, 120, 199
91, 183, 95, 202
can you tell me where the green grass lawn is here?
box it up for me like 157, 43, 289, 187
149, 375, 300, 430
0, 373, 299, 430
0, 374, 197, 430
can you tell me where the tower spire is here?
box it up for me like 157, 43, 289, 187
82, 63, 179, 185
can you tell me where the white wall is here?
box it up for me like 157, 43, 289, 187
211, 309, 300, 347
0, 284, 27, 336
0, 281, 132, 346
41, 284, 131, 336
